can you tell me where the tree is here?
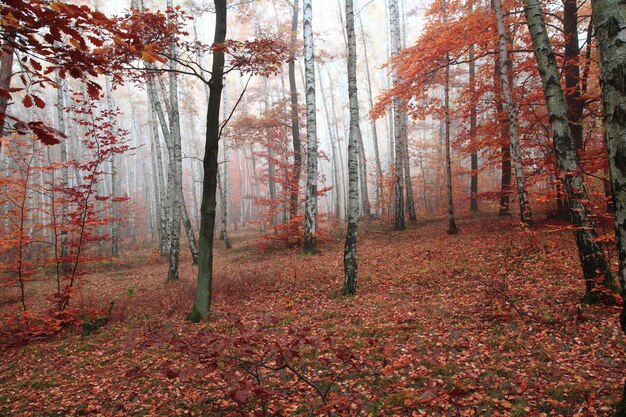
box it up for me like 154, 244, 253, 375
342, 0, 361, 296
288, 0, 303, 220
302, 0, 318, 254
590, 0, 626, 409
189, 0, 227, 321
493, 0, 533, 225
389, 0, 406, 231
523, 0, 615, 303
442, 0, 459, 234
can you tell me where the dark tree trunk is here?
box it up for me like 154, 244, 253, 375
189, 0, 226, 321
469, 43, 479, 213
0, 41, 14, 142
288, 0, 302, 219
524, 0, 616, 303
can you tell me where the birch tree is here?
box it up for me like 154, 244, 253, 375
357, 2, 383, 216
389, 0, 405, 230
523, 0, 616, 304
302, 0, 318, 254
493, 0, 533, 225
165, 0, 183, 281
591, 0, 626, 368
342, 0, 360, 295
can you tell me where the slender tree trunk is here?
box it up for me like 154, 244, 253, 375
303, 0, 319, 253
55, 70, 69, 275
524, 0, 615, 303
469, 41, 479, 213
495, 63, 512, 216
317, 63, 342, 219
219, 87, 231, 246
357, 5, 383, 216
181, 195, 199, 265
0, 41, 13, 141
442, 0, 459, 234
390, 0, 406, 230
563, 0, 584, 152
189, 0, 226, 321
342, 0, 360, 295
402, 114, 417, 221
289, 0, 302, 219
165, 0, 183, 281
494, 0, 533, 224
328, 67, 347, 219
105, 77, 121, 257
357, 127, 371, 218
217, 165, 232, 249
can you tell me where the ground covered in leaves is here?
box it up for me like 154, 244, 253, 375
0, 216, 624, 416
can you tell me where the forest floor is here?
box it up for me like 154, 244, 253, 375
0, 215, 624, 416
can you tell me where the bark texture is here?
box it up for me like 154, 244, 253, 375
524, 0, 615, 303
442, 0, 459, 234
289, 0, 302, 219
494, 0, 533, 225
342, 0, 360, 296
0, 41, 13, 140
591, 0, 626, 323
390, 0, 406, 230
302, 0, 318, 253
189, 0, 226, 321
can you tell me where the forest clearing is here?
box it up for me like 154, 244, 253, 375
1, 216, 625, 416
1, 0, 626, 415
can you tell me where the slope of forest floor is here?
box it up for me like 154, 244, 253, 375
0, 216, 624, 416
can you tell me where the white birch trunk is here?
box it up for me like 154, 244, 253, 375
494, 0, 533, 224
303, 0, 318, 253
390, 0, 406, 230
342, 0, 360, 295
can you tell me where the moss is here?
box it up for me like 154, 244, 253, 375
186, 304, 203, 323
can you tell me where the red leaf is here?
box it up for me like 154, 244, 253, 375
33, 95, 46, 109
23, 95, 33, 108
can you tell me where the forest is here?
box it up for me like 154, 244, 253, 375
0, 0, 625, 415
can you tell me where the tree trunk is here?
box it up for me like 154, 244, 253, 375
469, 41, 479, 213
390, 0, 406, 231
443, 0, 459, 234
357, 6, 384, 216
149, 101, 168, 255
303, 0, 318, 254
189, 0, 226, 321
495, 65, 512, 216
289, 0, 302, 219
524, 0, 615, 303
494, 0, 533, 224
563, 0, 584, 152
55, 70, 69, 277
357, 126, 371, 218
181, 195, 199, 265
328, 66, 347, 219
0, 41, 13, 141
402, 114, 417, 221
342, 0, 360, 296
166, 0, 183, 282
105, 77, 121, 257
219, 87, 231, 246
591, 0, 626, 324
